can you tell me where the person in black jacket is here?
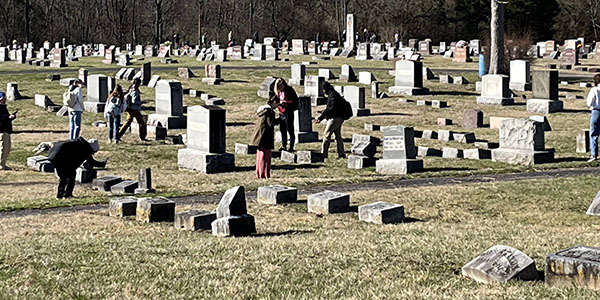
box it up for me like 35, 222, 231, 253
0, 91, 16, 170
314, 82, 353, 159
47, 137, 107, 199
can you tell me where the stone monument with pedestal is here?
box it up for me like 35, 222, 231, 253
275, 96, 318, 144
526, 70, 562, 114
376, 126, 423, 174
491, 118, 554, 166
147, 80, 186, 129
388, 60, 429, 96
178, 105, 235, 173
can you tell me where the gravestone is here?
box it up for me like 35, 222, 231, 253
318, 68, 334, 80
476, 75, 514, 105
289, 64, 305, 86
389, 60, 429, 96
293, 96, 319, 143
202, 64, 223, 85
117, 54, 131, 66
144, 45, 156, 57
211, 186, 255, 237
358, 72, 375, 85
148, 75, 161, 88
358, 202, 405, 224
356, 43, 370, 60
453, 46, 472, 63
265, 47, 278, 60
462, 109, 484, 129
418, 41, 431, 55
344, 86, 370, 116
135, 168, 156, 194
257, 185, 298, 204
177, 105, 235, 173
251, 44, 266, 60
545, 40, 556, 56
93, 175, 123, 191
136, 197, 175, 223
491, 118, 554, 165
174, 210, 216, 231
509, 60, 531, 91
147, 80, 186, 129
586, 191, 600, 215
215, 49, 227, 62
304, 76, 326, 106
560, 49, 579, 69
577, 129, 590, 153
111, 181, 139, 195
469, 39, 481, 55
345, 14, 355, 49
102, 48, 115, 64
292, 39, 306, 55
15, 49, 25, 64
307, 191, 350, 214
408, 39, 418, 49
376, 126, 423, 174
141, 62, 152, 86
51, 48, 67, 68
545, 246, 600, 290
257, 77, 276, 98
134, 45, 143, 56
84, 75, 109, 113
78, 68, 88, 85
108, 197, 138, 217
526, 70, 562, 114
178, 67, 195, 79
462, 245, 537, 284
6, 83, 21, 101
0, 47, 8, 61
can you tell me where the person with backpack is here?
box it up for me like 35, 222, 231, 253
104, 85, 126, 144
0, 91, 16, 170
314, 81, 353, 159
64, 79, 85, 140
273, 78, 298, 152
118, 78, 147, 142
250, 99, 279, 179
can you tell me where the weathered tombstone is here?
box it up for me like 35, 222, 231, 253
157, 45, 170, 58
289, 64, 305, 86
476, 75, 514, 105
453, 46, 472, 63
491, 118, 554, 165
509, 60, 531, 91
296, 150, 324, 164
257, 77, 277, 99
134, 168, 156, 194
307, 191, 350, 214
251, 43, 266, 60
462, 245, 537, 284
102, 48, 115, 64
136, 197, 175, 223
526, 70, 562, 114
344, 86, 370, 116
304, 76, 326, 106
202, 64, 223, 85
265, 47, 278, 60
462, 109, 484, 129
577, 129, 590, 153
93, 175, 123, 191
26, 155, 54, 172
318, 68, 334, 80
215, 49, 227, 62
257, 185, 298, 204
177, 105, 235, 173
358, 72, 375, 85
560, 49, 579, 69
0, 47, 8, 62
529, 115, 552, 131
358, 202, 405, 224
144, 45, 156, 57
545, 246, 600, 290
84, 75, 109, 113
586, 191, 600, 215
356, 43, 370, 60
345, 14, 355, 49
178, 67, 195, 79
108, 197, 138, 217
111, 180, 139, 195
6, 83, 22, 101
418, 41, 431, 55
50, 48, 67, 68
453, 132, 476, 143
141, 62, 151, 86
293, 96, 319, 143
339, 64, 357, 82
292, 39, 306, 55
376, 126, 423, 174
14, 49, 25, 64
211, 186, 255, 237
117, 54, 131, 66
389, 60, 429, 96
174, 210, 216, 231
469, 39, 481, 55
147, 80, 186, 129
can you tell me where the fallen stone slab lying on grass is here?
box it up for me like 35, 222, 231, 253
174, 210, 216, 231
256, 185, 298, 205
358, 202, 405, 224
462, 245, 538, 284
307, 190, 350, 215
545, 245, 600, 290
109, 197, 138, 217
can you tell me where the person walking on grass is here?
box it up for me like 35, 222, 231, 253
587, 74, 600, 162
118, 78, 147, 142
104, 85, 126, 144
65, 79, 85, 140
314, 82, 353, 159
0, 91, 16, 170
273, 78, 298, 152
251, 100, 279, 179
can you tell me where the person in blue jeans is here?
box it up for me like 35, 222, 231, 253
586, 74, 600, 162
104, 85, 126, 144
68, 79, 85, 140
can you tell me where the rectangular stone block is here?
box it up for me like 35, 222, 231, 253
211, 214, 256, 237
546, 246, 600, 290
110, 180, 139, 195
296, 151, 324, 164
109, 197, 138, 217
307, 190, 350, 214
453, 132, 476, 143
491, 148, 554, 166
352, 134, 381, 146
417, 146, 442, 157
93, 176, 123, 192
442, 147, 463, 159
438, 130, 454, 142
347, 155, 376, 169
462, 245, 537, 284
136, 197, 176, 223
235, 143, 257, 155
177, 148, 235, 174
577, 129, 590, 153
76, 167, 97, 183
463, 148, 492, 160
280, 150, 297, 163
174, 210, 216, 231
375, 159, 423, 174
358, 202, 405, 224
257, 185, 298, 204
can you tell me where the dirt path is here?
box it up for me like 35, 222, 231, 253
1, 166, 598, 219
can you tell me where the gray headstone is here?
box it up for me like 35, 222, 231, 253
211, 214, 256, 237
108, 197, 138, 217
216, 186, 247, 218
381, 126, 416, 160
358, 202, 405, 224
307, 190, 350, 214
174, 210, 216, 231
545, 246, 600, 290
136, 197, 175, 223
462, 245, 538, 284
257, 185, 298, 204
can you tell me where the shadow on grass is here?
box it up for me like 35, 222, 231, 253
141, 106, 155, 112
370, 112, 410, 117
222, 80, 250, 83
226, 122, 253, 127
14, 130, 69, 134
0, 181, 53, 186
424, 167, 475, 172
233, 164, 322, 172
430, 91, 478, 96
253, 229, 314, 238
553, 157, 589, 163
561, 109, 589, 113
559, 88, 579, 92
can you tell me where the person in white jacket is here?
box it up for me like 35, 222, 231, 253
586, 74, 600, 162
68, 79, 85, 140
104, 85, 126, 144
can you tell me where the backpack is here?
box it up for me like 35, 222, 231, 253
340, 98, 353, 120
63, 90, 78, 108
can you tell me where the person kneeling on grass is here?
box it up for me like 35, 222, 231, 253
34, 137, 108, 199
250, 100, 279, 179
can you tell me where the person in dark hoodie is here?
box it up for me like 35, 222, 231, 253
0, 91, 16, 170
314, 81, 353, 159
47, 137, 108, 199
250, 100, 279, 179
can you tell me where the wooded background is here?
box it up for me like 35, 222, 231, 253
0, 0, 594, 47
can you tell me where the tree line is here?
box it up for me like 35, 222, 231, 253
0, 0, 595, 48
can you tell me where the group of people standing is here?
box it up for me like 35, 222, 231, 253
251, 79, 353, 179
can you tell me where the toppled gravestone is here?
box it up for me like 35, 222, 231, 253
256, 185, 298, 205
462, 245, 538, 284
358, 202, 405, 224
136, 197, 176, 223
109, 197, 138, 217
307, 190, 350, 215
545, 245, 600, 290
211, 186, 256, 237
174, 210, 216, 231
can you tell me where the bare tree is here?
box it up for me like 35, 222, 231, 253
489, 0, 505, 75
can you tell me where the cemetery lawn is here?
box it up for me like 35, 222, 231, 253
0, 55, 596, 212
1, 175, 599, 299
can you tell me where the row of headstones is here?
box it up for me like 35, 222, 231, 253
289, 64, 378, 87
110, 184, 406, 238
